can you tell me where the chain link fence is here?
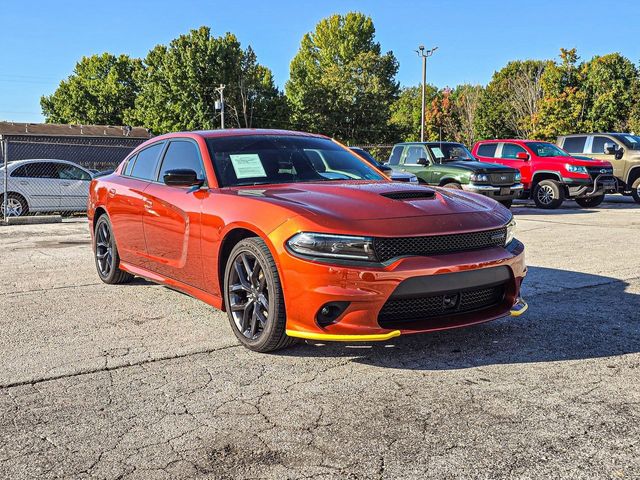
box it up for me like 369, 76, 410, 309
1, 134, 147, 222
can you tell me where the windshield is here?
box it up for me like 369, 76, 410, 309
525, 142, 571, 158
206, 135, 385, 187
426, 143, 475, 162
613, 134, 640, 150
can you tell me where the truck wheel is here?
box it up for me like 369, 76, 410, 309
442, 182, 462, 189
533, 180, 564, 209
631, 178, 640, 204
499, 200, 513, 209
575, 195, 604, 208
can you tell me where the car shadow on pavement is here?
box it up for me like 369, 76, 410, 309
283, 266, 640, 370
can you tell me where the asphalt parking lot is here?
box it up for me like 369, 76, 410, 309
1, 197, 639, 479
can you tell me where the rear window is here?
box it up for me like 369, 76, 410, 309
562, 136, 586, 153
130, 143, 164, 181
476, 143, 497, 157
11, 162, 59, 178
206, 135, 384, 187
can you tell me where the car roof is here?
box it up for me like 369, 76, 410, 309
3, 158, 84, 167
151, 128, 329, 142
476, 139, 550, 144
395, 141, 462, 145
560, 132, 630, 137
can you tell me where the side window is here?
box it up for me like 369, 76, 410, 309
57, 164, 91, 181
11, 165, 29, 177
388, 146, 403, 165
130, 143, 164, 181
501, 143, 526, 159
562, 136, 586, 153
158, 141, 205, 181
591, 136, 616, 154
123, 154, 137, 176
402, 146, 427, 164
477, 143, 497, 157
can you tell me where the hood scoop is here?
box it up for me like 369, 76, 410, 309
381, 189, 436, 201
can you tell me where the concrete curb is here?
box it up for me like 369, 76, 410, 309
3, 215, 62, 225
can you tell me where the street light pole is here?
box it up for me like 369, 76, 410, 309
416, 45, 438, 142
215, 84, 226, 129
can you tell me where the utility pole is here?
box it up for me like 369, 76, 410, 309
416, 45, 438, 142
215, 84, 226, 129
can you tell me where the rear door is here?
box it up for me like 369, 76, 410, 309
142, 139, 207, 289
498, 142, 532, 185
56, 163, 92, 210
10, 161, 61, 211
109, 142, 165, 268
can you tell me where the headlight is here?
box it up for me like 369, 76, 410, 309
566, 164, 588, 174
287, 232, 376, 261
409, 176, 418, 183
505, 217, 516, 246
470, 173, 489, 182
515, 172, 522, 181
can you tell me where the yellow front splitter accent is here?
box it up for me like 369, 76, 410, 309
286, 329, 401, 342
510, 297, 528, 317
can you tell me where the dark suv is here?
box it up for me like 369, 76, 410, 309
387, 142, 523, 207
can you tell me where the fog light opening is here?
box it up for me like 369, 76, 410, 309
316, 302, 350, 328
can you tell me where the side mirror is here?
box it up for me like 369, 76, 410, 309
604, 142, 617, 155
417, 157, 429, 166
516, 152, 530, 161
163, 169, 204, 187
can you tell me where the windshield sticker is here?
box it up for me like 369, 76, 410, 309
431, 147, 445, 159
229, 154, 267, 179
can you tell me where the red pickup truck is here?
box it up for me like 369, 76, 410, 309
472, 139, 617, 209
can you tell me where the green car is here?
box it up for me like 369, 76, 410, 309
387, 142, 523, 207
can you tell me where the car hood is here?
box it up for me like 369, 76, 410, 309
555, 156, 611, 166
439, 160, 519, 173
225, 181, 503, 222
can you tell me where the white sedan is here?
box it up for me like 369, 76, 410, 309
1, 159, 94, 217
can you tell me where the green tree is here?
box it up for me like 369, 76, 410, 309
579, 53, 639, 132
389, 85, 438, 141
128, 26, 286, 133
536, 49, 587, 140
41, 53, 142, 125
286, 13, 399, 144
475, 60, 546, 139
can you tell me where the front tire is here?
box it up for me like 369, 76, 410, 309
442, 182, 462, 190
533, 180, 565, 209
631, 178, 640, 204
575, 195, 604, 208
94, 215, 134, 284
224, 237, 295, 352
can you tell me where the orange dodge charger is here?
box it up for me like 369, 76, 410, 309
88, 129, 527, 352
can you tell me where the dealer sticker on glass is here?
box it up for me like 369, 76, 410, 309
230, 154, 267, 179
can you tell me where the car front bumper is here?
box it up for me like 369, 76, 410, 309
276, 239, 527, 341
562, 175, 618, 198
462, 183, 524, 200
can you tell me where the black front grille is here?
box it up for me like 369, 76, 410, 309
586, 166, 614, 180
373, 227, 507, 263
488, 172, 516, 185
381, 190, 436, 200
378, 284, 505, 326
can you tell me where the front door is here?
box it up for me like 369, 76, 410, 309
589, 135, 625, 180
142, 139, 207, 290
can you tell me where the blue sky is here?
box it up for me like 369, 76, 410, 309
2, 0, 639, 123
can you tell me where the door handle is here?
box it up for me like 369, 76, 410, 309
108, 188, 116, 197
61, 182, 71, 186
144, 199, 153, 209
19, 181, 29, 185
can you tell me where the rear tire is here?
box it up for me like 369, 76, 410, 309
575, 195, 604, 208
224, 237, 296, 352
631, 178, 640, 204
94, 215, 134, 284
533, 180, 565, 209
499, 200, 513, 209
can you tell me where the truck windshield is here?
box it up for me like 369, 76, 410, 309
525, 142, 571, 158
206, 135, 385, 187
426, 143, 475, 163
613, 134, 640, 150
